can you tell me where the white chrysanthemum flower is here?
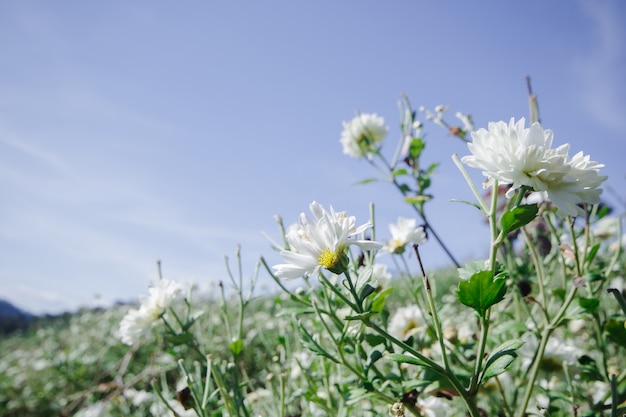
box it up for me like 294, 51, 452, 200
385, 217, 427, 254
273, 201, 382, 280
388, 304, 425, 341
537, 150, 606, 216
119, 278, 183, 346
340, 113, 388, 159
462, 118, 606, 217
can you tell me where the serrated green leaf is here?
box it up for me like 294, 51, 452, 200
456, 270, 507, 317
480, 339, 523, 383
500, 204, 538, 237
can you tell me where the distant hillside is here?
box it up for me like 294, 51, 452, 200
0, 299, 33, 335
0, 299, 31, 317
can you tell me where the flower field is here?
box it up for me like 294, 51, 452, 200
2, 89, 625, 416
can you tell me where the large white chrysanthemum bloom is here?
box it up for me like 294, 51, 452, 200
387, 304, 425, 341
340, 113, 388, 159
272, 201, 382, 280
385, 217, 427, 254
462, 118, 606, 216
119, 278, 183, 346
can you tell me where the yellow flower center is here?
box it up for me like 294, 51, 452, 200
318, 248, 340, 269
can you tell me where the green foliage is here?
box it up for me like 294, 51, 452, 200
456, 270, 507, 317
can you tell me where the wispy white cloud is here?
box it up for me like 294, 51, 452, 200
573, 1, 626, 134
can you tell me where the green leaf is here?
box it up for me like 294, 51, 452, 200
480, 339, 523, 383
578, 355, 604, 381
426, 162, 440, 174
364, 333, 386, 347
386, 353, 431, 368
585, 243, 600, 265
409, 138, 425, 159
359, 284, 376, 302
404, 195, 432, 205
229, 339, 243, 355
165, 332, 195, 346
578, 297, 600, 313
500, 204, 539, 237
392, 168, 408, 177
449, 198, 484, 211
354, 178, 378, 185
456, 270, 507, 317
371, 287, 393, 313
458, 260, 489, 280
605, 317, 626, 349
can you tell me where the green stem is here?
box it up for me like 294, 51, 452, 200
413, 244, 450, 371
516, 285, 579, 416
522, 227, 550, 324
363, 319, 481, 417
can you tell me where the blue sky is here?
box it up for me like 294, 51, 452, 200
1, 1, 625, 314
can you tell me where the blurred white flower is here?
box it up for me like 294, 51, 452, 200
150, 398, 197, 417
455, 111, 474, 133
417, 395, 451, 417
340, 113, 388, 159
123, 388, 153, 407
272, 201, 382, 279
119, 278, 183, 345
289, 350, 314, 379
75, 401, 108, 417
385, 217, 426, 254
462, 118, 606, 217
388, 304, 425, 341
591, 216, 621, 241
520, 333, 581, 373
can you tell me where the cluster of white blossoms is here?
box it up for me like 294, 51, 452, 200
119, 278, 183, 346
340, 113, 388, 159
462, 118, 607, 217
384, 217, 427, 254
273, 201, 382, 280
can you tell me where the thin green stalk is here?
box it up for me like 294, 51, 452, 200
413, 244, 450, 371
468, 178, 500, 395
279, 372, 286, 417
522, 227, 549, 323
516, 285, 579, 416
610, 373, 618, 417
